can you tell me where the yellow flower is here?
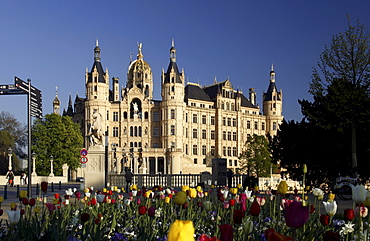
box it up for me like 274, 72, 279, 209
145, 190, 153, 198
237, 184, 242, 189
328, 193, 335, 200
131, 185, 138, 190
303, 164, 307, 174
174, 191, 187, 205
168, 220, 195, 241
53, 198, 59, 205
80, 199, 86, 204
229, 188, 238, 195
182, 185, 190, 192
211, 185, 215, 188
121, 187, 125, 193
204, 191, 208, 197
0, 197, 4, 203
34, 207, 40, 213
19, 190, 27, 199
165, 197, 171, 204
306, 186, 311, 191
84, 188, 90, 193
196, 186, 202, 192
102, 188, 107, 193
188, 188, 197, 198
10, 202, 16, 209
113, 186, 118, 191
254, 186, 259, 191
277, 180, 288, 195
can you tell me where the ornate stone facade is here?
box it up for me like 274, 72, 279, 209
58, 40, 283, 175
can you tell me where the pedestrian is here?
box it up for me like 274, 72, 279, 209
125, 168, 133, 192
5, 170, 14, 187
21, 173, 27, 185
227, 169, 234, 188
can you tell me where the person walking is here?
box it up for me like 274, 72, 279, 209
5, 170, 14, 187
125, 168, 133, 192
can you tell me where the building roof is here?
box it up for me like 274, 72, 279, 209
263, 81, 281, 101
87, 61, 106, 83
185, 84, 212, 101
163, 61, 182, 84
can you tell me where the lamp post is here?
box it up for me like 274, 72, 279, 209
31, 152, 37, 176
7, 147, 12, 171
49, 155, 54, 177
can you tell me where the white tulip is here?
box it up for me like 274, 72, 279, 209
323, 200, 337, 216
351, 184, 367, 204
7, 210, 21, 225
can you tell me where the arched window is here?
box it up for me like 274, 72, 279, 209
130, 127, 133, 137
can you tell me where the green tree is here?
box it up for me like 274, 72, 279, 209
303, 19, 370, 169
31, 114, 83, 176
238, 134, 275, 177
0, 111, 27, 173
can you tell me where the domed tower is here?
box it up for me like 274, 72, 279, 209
262, 64, 283, 135
53, 86, 60, 115
85, 39, 110, 148
161, 40, 186, 174
126, 43, 153, 100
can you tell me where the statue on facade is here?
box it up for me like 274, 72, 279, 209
88, 110, 103, 146
132, 102, 139, 115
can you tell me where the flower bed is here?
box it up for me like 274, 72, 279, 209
0, 181, 369, 240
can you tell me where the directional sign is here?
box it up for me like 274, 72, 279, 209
14, 77, 42, 118
80, 157, 88, 164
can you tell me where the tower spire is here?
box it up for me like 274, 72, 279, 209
170, 38, 176, 62
270, 63, 275, 82
94, 38, 101, 62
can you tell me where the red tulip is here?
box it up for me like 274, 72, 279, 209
229, 199, 235, 207
219, 224, 233, 241
0, 209, 3, 216
138, 205, 147, 215
45, 203, 56, 213
20, 209, 25, 215
249, 201, 261, 216
29, 198, 36, 206
309, 205, 315, 214
91, 198, 97, 206
95, 218, 100, 224
284, 201, 309, 228
182, 202, 188, 209
323, 231, 340, 241
233, 209, 245, 224
240, 193, 247, 211
54, 193, 60, 199
81, 213, 90, 222
98, 213, 103, 218
265, 228, 292, 241
320, 214, 330, 226
148, 207, 156, 217
344, 209, 355, 221
197, 201, 203, 207
198, 234, 221, 241
22, 198, 29, 206
41, 181, 48, 192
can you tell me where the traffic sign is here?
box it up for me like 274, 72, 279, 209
81, 163, 86, 168
80, 149, 88, 156
80, 157, 88, 164
14, 76, 43, 118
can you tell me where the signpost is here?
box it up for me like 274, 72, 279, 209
0, 77, 42, 197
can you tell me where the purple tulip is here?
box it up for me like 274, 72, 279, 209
284, 201, 309, 228
148, 207, 156, 217
240, 193, 247, 211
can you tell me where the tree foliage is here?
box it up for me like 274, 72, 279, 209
304, 19, 370, 169
0, 111, 27, 174
31, 114, 83, 176
238, 134, 276, 177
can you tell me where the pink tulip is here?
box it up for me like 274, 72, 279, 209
284, 201, 309, 228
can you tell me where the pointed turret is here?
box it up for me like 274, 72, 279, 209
53, 86, 60, 115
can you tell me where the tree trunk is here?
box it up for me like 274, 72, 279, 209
351, 123, 357, 169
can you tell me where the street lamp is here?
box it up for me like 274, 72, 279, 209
31, 152, 37, 176
49, 155, 54, 177
8, 147, 12, 171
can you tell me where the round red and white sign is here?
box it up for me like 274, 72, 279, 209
80, 156, 88, 164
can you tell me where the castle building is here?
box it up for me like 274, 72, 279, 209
56, 40, 283, 174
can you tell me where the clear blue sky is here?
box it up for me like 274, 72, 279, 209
1, 1, 370, 124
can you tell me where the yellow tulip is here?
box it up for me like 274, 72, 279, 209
229, 188, 238, 195
131, 185, 138, 190
306, 186, 311, 191
188, 188, 197, 198
237, 184, 242, 189
0, 197, 3, 203
196, 186, 202, 192
204, 191, 208, 197
102, 188, 107, 193
211, 185, 215, 188
168, 220, 195, 241
121, 187, 125, 193
254, 186, 259, 191
303, 164, 307, 174
84, 188, 90, 193
165, 196, 171, 203
53, 198, 59, 205
277, 180, 288, 195
174, 191, 187, 205
182, 185, 190, 192
10, 202, 16, 209
113, 186, 118, 191
328, 193, 335, 200
19, 190, 27, 199
34, 207, 41, 213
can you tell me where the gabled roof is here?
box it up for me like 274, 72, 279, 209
185, 84, 212, 101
